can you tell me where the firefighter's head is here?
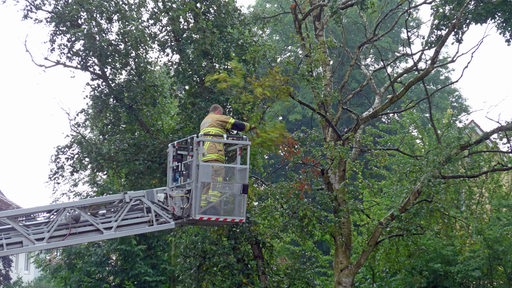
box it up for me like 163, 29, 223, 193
209, 104, 224, 115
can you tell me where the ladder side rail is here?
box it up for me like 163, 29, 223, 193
0, 190, 160, 246
39, 193, 175, 242
0, 187, 176, 257
0, 190, 153, 219
0, 222, 177, 257
0, 195, 174, 255
1, 206, 122, 249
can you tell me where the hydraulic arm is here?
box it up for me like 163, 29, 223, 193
0, 135, 250, 256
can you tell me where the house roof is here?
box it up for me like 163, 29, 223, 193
0, 190, 21, 211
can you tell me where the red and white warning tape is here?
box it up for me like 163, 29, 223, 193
197, 216, 244, 223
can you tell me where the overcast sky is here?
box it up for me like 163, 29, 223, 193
1, 4, 89, 208
1, 2, 511, 208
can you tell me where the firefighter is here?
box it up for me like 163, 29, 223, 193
199, 104, 254, 209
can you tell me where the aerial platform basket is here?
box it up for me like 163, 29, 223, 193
167, 134, 251, 224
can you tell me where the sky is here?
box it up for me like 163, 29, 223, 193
1, 1, 511, 208
0, 3, 89, 208
454, 28, 512, 128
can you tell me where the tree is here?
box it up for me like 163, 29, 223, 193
13, 0, 512, 286
16, 0, 271, 286
0, 256, 12, 286
244, 0, 512, 286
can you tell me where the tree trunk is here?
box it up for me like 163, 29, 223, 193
250, 238, 269, 287
335, 268, 356, 288
330, 157, 357, 288
312, 1, 360, 284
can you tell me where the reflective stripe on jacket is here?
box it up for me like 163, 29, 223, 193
200, 113, 250, 162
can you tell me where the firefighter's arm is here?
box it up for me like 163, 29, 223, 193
231, 119, 251, 132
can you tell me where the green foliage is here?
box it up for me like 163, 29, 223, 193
22, 0, 271, 286
49, 66, 178, 199
356, 173, 512, 287
250, 0, 512, 287
35, 233, 174, 287
433, 0, 512, 44
206, 60, 294, 172
167, 226, 265, 287
251, 181, 334, 287
149, 0, 257, 124
3, 276, 53, 288
0, 256, 13, 286
16, 0, 512, 287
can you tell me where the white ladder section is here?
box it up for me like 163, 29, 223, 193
0, 188, 176, 256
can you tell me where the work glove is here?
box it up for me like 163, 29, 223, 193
249, 125, 257, 131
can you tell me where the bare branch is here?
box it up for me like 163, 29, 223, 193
440, 165, 512, 180
288, 91, 344, 140
351, 2, 470, 136
424, 80, 442, 144
465, 149, 512, 157
260, 11, 290, 20
369, 147, 424, 160
24, 38, 101, 80
376, 232, 424, 245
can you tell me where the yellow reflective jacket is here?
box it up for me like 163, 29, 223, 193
200, 113, 250, 162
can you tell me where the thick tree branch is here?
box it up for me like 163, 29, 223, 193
354, 176, 426, 271
459, 122, 512, 151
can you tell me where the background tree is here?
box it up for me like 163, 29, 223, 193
12, 0, 512, 287
18, 0, 274, 286
239, 0, 512, 287
0, 256, 12, 286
